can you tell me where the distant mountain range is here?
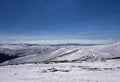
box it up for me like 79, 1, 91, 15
0, 43, 120, 65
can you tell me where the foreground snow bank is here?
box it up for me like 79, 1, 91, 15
0, 59, 120, 82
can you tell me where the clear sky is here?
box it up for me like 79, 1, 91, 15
0, 0, 120, 41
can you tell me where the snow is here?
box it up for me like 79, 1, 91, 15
0, 43, 120, 82
0, 43, 120, 65
0, 60, 120, 82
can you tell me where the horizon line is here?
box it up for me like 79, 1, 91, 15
0, 39, 115, 44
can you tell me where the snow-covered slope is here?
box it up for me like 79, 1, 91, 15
0, 43, 120, 65
1, 60, 120, 82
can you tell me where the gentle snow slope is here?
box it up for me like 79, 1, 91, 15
0, 60, 120, 82
0, 43, 120, 65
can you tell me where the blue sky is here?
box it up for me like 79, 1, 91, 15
0, 0, 120, 41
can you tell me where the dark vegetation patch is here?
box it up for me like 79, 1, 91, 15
82, 67, 101, 71
76, 66, 101, 71
0, 53, 18, 63
103, 68, 113, 70
106, 57, 120, 60
117, 67, 120, 69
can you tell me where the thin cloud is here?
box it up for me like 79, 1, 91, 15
0, 39, 114, 44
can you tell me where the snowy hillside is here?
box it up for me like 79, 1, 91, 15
0, 43, 120, 82
0, 43, 120, 65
